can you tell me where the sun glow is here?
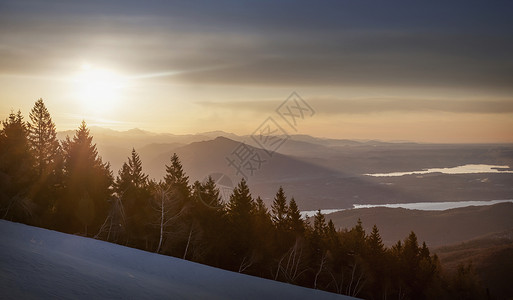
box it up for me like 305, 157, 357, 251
73, 64, 126, 114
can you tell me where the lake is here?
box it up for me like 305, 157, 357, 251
301, 199, 513, 218
364, 164, 513, 177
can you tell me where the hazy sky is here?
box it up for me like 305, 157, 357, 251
1, 0, 512, 143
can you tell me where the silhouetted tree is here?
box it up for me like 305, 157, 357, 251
109, 148, 151, 246
287, 197, 305, 235
188, 177, 227, 264
364, 224, 389, 299
58, 121, 113, 235
27, 98, 62, 225
226, 178, 256, 272
164, 153, 191, 206
0, 111, 35, 222
271, 186, 288, 231
162, 153, 192, 256
28, 99, 60, 177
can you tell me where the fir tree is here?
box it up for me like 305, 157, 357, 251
287, 197, 304, 235
367, 224, 385, 255
254, 196, 269, 218
189, 178, 227, 264
271, 186, 288, 230
164, 153, 191, 205
27, 98, 60, 177
0, 111, 35, 222
227, 178, 254, 226
348, 218, 366, 255
115, 148, 148, 195
161, 153, 193, 256
27, 99, 62, 224
112, 148, 151, 246
226, 178, 256, 269
59, 120, 113, 235
313, 210, 327, 237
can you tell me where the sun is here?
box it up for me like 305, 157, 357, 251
73, 64, 125, 114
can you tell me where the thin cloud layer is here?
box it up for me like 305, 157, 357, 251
1, 0, 512, 142
197, 98, 513, 115
1, 1, 512, 90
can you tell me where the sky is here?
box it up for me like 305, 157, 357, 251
1, 0, 512, 143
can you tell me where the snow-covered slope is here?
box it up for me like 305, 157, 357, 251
0, 220, 353, 299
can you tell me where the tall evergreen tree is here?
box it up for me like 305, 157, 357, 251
347, 218, 366, 255
161, 153, 192, 256
27, 99, 62, 224
59, 121, 113, 235
164, 153, 191, 205
227, 178, 254, 229
111, 148, 151, 246
313, 210, 327, 237
309, 210, 328, 258
254, 196, 270, 219
28, 98, 60, 177
0, 111, 35, 222
364, 224, 388, 299
115, 148, 148, 195
287, 197, 304, 235
252, 196, 274, 274
367, 224, 385, 255
271, 186, 288, 231
226, 178, 256, 270
189, 177, 227, 264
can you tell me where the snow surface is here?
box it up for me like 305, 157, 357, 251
0, 220, 354, 299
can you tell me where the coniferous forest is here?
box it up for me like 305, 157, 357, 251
0, 99, 489, 299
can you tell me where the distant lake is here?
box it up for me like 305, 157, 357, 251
301, 199, 513, 218
364, 164, 513, 177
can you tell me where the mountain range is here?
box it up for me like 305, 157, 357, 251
57, 127, 513, 210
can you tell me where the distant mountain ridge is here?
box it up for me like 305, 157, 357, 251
56, 127, 513, 212
324, 202, 513, 247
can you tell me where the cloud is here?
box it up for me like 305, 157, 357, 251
1, 1, 513, 92
196, 97, 513, 115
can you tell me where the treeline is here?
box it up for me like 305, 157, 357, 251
0, 99, 488, 299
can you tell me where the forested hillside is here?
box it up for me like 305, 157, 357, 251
0, 99, 496, 299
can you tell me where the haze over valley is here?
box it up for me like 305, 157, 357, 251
63, 127, 513, 211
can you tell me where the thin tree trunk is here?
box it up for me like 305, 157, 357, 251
156, 196, 164, 253
183, 224, 193, 259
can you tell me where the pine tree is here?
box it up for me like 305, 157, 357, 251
367, 224, 385, 255
309, 210, 328, 258
226, 178, 256, 269
0, 111, 35, 222
254, 196, 269, 218
115, 163, 132, 195
287, 197, 304, 235
164, 153, 191, 205
128, 148, 148, 188
348, 218, 366, 255
111, 148, 151, 246
115, 148, 148, 195
313, 210, 327, 237
271, 186, 288, 230
194, 176, 224, 211
189, 178, 227, 264
227, 178, 254, 226
27, 98, 60, 177
161, 153, 193, 256
365, 224, 388, 299
59, 120, 113, 235
27, 99, 62, 224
